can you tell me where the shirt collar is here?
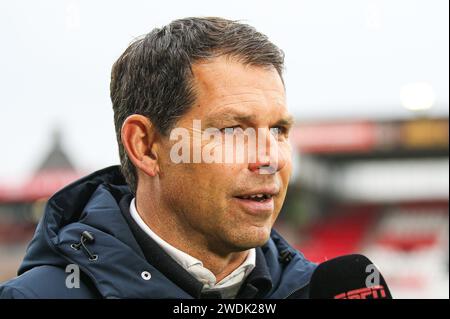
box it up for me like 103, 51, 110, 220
129, 197, 256, 289
130, 198, 201, 270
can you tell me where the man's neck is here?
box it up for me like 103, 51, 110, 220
135, 195, 249, 282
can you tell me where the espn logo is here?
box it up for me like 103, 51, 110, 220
334, 285, 387, 299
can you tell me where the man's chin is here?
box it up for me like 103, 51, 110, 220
228, 225, 272, 250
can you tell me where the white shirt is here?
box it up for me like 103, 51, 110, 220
130, 198, 256, 298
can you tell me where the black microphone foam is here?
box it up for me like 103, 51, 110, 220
309, 254, 392, 299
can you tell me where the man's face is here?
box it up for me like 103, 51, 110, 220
157, 56, 293, 253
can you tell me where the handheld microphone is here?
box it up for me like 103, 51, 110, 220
309, 254, 392, 299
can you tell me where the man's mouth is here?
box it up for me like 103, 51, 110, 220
235, 193, 273, 203
232, 187, 279, 215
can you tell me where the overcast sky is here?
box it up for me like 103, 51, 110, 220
0, 0, 448, 182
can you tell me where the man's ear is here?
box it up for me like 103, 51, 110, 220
121, 114, 160, 177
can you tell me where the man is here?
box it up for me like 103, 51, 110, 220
0, 17, 316, 299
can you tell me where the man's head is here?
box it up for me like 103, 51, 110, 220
110, 17, 293, 253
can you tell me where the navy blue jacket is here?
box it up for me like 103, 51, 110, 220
0, 166, 316, 299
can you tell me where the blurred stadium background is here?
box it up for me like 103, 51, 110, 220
0, 0, 448, 298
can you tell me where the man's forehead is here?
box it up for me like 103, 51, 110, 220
205, 104, 291, 120
188, 56, 288, 123
197, 86, 288, 125
203, 88, 286, 108
191, 57, 284, 94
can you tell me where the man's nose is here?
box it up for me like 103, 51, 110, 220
247, 129, 288, 174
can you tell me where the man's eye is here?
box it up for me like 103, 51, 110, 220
270, 126, 286, 136
221, 126, 244, 134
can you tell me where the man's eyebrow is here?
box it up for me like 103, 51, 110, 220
204, 111, 253, 126
204, 110, 295, 128
273, 115, 295, 128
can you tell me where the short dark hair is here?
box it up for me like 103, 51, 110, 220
110, 17, 285, 193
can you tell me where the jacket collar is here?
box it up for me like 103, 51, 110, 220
19, 166, 316, 299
